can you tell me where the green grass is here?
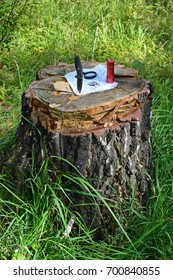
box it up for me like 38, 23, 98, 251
0, 0, 173, 259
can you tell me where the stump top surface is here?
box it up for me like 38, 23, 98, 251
27, 62, 151, 133
31, 63, 147, 112
32, 75, 144, 111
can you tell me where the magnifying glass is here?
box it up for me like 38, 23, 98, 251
83, 71, 97, 79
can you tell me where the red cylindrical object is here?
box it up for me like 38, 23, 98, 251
106, 60, 115, 83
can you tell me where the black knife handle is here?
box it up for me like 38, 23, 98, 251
75, 55, 83, 79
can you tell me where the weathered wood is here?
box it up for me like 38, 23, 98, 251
28, 63, 148, 136
36, 62, 139, 80
0, 62, 153, 238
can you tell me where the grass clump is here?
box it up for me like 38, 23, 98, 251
0, 0, 173, 259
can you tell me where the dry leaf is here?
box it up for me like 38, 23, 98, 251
53, 81, 71, 92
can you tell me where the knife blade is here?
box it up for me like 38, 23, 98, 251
75, 55, 83, 93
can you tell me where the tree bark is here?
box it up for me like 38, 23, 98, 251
0, 62, 153, 238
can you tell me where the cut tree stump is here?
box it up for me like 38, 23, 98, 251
1, 61, 153, 238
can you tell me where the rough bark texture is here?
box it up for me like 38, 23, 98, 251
0, 62, 153, 238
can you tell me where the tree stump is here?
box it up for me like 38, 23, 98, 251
1, 61, 153, 238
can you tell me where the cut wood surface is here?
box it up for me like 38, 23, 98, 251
28, 62, 150, 135
36, 62, 139, 80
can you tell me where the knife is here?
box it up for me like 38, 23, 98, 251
75, 55, 83, 93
